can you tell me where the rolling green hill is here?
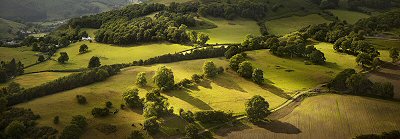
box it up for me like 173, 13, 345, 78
0, 18, 26, 39
0, 0, 134, 21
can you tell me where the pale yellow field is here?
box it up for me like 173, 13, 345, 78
196, 17, 261, 44
220, 94, 400, 139
24, 41, 192, 72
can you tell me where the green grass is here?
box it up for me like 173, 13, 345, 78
195, 17, 260, 44
266, 14, 330, 35
329, 9, 370, 24
0, 72, 72, 88
0, 46, 38, 66
219, 94, 400, 138
367, 38, 400, 50
24, 41, 192, 72
0, 18, 26, 39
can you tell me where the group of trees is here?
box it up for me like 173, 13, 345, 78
3, 65, 121, 105
229, 54, 265, 84
0, 59, 24, 83
198, 0, 268, 20
328, 69, 394, 98
202, 61, 224, 78
355, 9, 400, 33
59, 115, 87, 139
245, 95, 270, 122
0, 99, 58, 139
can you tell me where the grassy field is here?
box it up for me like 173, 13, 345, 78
195, 17, 260, 44
329, 9, 370, 24
265, 14, 330, 35
0, 46, 38, 66
0, 18, 26, 39
219, 94, 400, 139
0, 72, 72, 88
24, 41, 192, 72
367, 38, 400, 50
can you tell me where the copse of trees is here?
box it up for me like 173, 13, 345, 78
194, 110, 233, 124
229, 54, 246, 71
5, 65, 121, 105
237, 61, 253, 78
153, 66, 175, 91
88, 56, 101, 68
252, 68, 265, 85
246, 95, 270, 122
60, 115, 87, 139
348, 0, 392, 10
0, 59, 24, 83
198, 0, 268, 20
328, 69, 394, 99
143, 116, 160, 134
91, 107, 110, 117
143, 89, 171, 118
389, 47, 399, 63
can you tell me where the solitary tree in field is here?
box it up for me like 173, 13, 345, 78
389, 47, 399, 62
203, 61, 218, 78
88, 56, 101, 68
252, 68, 264, 85
237, 61, 253, 78
136, 72, 147, 87
245, 95, 270, 122
79, 44, 89, 54
309, 50, 326, 64
197, 33, 209, 46
153, 66, 174, 91
57, 52, 69, 64
229, 54, 245, 71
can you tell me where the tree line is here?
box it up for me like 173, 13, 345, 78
0, 59, 24, 83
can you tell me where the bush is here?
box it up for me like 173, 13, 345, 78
70, 115, 87, 129
105, 101, 113, 108
143, 116, 160, 134
59, 124, 83, 139
217, 66, 224, 74
185, 124, 200, 139
128, 130, 144, 139
76, 95, 87, 104
191, 74, 203, 83
96, 124, 117, 135
88, 56, 101, 68
194, 110, 233, 124
91, 107, 110, 117
57, 52, 69, 64
176, 78, 194, 88
53, 116, 60, 124
229, 54, 245, 71
328, 69, 356, 91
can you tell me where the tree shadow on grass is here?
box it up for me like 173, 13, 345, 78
196, 79, 212, 89
214, 121, 251, 136
254, 120, 301, 134
165, 89, 213, 110
212, 76, 248, 93
260, 79, 292, 100
323, 62, 341, 70
371, 70, 400, 80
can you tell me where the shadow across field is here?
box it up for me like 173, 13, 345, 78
260, 79, 292, 100
166, 89, 213, 110
254, 120, 301, 134
214, 121, 252, 136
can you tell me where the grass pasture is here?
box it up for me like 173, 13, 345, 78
195, 17, 260, 44
24, 41, 191, 72
0, 72, 72, 88
219, 94, 400, 139
329, 9, 370, 24
265, 14, 330, 35
0, 46, 38, 66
